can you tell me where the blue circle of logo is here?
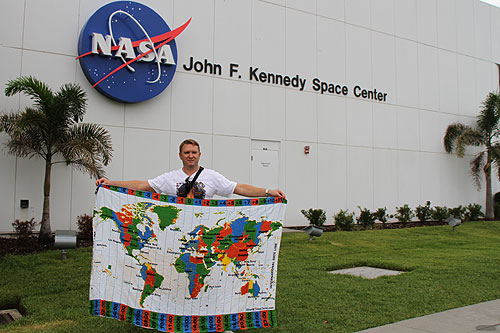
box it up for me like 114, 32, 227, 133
78, 1, 179, 103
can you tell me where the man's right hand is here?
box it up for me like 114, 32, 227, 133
95, 179, 155, 192
96, 178, 109, 186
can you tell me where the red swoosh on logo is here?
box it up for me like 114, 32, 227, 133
76, 18, 191, 87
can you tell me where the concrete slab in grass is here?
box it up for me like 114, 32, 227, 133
329, 266, 404, 279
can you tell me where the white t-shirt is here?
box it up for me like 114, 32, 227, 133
148, 168, 237, 199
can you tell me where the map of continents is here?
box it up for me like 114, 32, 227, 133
96, 201, 282, 308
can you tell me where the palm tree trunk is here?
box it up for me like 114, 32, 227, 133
39, 159, 52, 243
484, 157, 494, 220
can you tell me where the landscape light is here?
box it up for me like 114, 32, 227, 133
54, 230, 77, 260
446, 216, 461, 232
304, 225, 323, 240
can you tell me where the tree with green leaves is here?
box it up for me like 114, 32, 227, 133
443, 92, 500, 220
0, 76, 113, 243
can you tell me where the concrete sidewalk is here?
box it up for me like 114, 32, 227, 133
359, 299, 500, 332
281, 227, 303, 233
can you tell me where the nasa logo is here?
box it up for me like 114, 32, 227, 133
77, 1, 190, 103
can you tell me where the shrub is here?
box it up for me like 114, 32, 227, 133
301, 208, 326, 228
373, 207, 389, 228
77, 214, 93, 241
357, 207, 375, 229
448, 205, 466, 220
465, 204, 484, 221
432, 206, 450, 221
12, 218, 38, 244
334, 209, 355, 231
494, 202, 500, 219
415, 201, 432, 223
394, 204, 413, 226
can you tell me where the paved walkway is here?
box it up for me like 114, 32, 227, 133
281, 227, 303, 233
359, 299, 500, 332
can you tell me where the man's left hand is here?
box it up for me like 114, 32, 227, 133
268, 189, 285, 198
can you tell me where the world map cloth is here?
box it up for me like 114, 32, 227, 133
90, 185, 286, 332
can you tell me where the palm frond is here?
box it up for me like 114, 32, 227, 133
470, 152, 485, 189
56, 83, 87, 123
16, 108, 48, 135
4, 76, 54, 111
57, 123, 113, 178
5, 136, 45, 159
489, 144, 500, 180
455, 127, 483, 157
478, 92, 500, 140
0, 109, 48, 157
444, 123, 470, 153
65, 158, 106, 180
0, 113, 21, 134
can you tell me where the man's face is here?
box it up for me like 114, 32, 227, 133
179, 144, 201, 168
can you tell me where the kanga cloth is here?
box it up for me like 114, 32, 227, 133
90, 185, 287, 332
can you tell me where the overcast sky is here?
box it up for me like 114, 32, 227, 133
481, 0, 500, 7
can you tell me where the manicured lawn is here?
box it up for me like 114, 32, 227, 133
1, 221, 499, 332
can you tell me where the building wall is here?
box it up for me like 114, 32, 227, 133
1, 0, 500, 231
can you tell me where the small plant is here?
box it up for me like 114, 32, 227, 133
495, 202, 500, 219
448, 205, 466, 220
373, 207, 388, 228
357, 207, 375, 229
465, 203, 484, 221
415, 201, 432, 223
432, 206, 450, 221
394, 204, 414, 226
334, 209, 355, 231
12, 218, 38, 244
77, 214, 94, 241
301, 208, 326, 228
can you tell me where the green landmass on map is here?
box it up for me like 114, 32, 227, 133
152, 205, 181, 230
140, 263, 165, 306
98, 202, 181, 306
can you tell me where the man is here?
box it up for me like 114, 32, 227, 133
96, 139, 284, 333
96, 139, 285, 199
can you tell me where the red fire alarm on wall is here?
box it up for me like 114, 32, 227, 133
304, 146, 310, 154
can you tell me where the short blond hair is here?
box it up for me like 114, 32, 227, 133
179, 139, 200, 153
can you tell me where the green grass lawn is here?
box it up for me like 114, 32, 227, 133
1, 221, 499, 332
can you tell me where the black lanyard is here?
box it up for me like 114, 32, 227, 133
184, 166, 204, 194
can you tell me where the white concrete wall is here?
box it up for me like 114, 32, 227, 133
1, 0, 500, 231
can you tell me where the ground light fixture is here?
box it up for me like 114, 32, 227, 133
304, 225, 323, 240
54, 230, 77, 260
446, 216, 461, 232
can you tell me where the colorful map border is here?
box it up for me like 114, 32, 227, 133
90, 299, 276, 332
98, 184, 288, 206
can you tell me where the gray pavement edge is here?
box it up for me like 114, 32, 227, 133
359, 299, 500, 333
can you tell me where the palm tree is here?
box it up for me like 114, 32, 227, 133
0, 76, 113, 243
443, 92, 500, 220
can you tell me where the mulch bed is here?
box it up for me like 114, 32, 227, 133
0, 237, 54, 258
0, 236, 92, 259
287, 220, 452, 232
